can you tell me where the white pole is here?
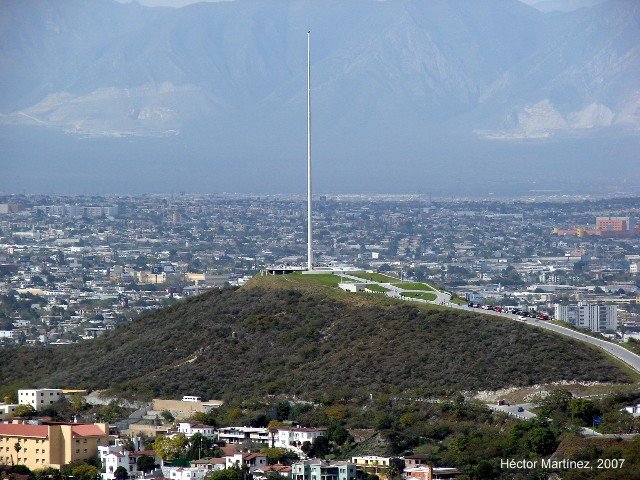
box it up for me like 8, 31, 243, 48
307, 31, 313, 271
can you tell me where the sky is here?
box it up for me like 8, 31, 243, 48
117, 0, 609, 11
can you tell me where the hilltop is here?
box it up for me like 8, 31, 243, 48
0, 275, 634, 401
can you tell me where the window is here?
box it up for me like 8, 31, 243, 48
76, 449, 80, 453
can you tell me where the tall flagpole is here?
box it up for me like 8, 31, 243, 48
307, 31, 313, 271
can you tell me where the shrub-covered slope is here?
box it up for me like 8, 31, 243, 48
1, 277, 633, 400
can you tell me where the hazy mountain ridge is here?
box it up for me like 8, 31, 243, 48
1, 0, 638, 140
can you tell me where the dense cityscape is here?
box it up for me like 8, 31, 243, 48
1, 194, 639, 347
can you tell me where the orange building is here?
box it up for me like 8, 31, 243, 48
596, 216, 632, 234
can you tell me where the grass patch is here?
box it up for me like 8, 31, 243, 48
450, 296, 468, 305
392, 282, 434, 291
350, 271, 398, 283
401, 292, 437, 301
365, 284, 390, 293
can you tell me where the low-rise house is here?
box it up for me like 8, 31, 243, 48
292, 459, 356, 480
404, 466, 461, 480
167, 467, 208, 480
0, 403, 18, 420
254, 464, 292, 479
404, 455, 430, 469
272, 426, 327, 453
351, 456, 396, 478
225, 452, 268, 472
103, 450, 158, 480
177, 422, 216, 439
217, 426, 270, 445
190, 458, 226, 472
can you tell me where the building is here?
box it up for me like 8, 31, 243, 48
404, 466, 461, 480
272, 426, 327, 453
190, 458, 226, 472
18, 389, 63, 410
151, 398, 224, 420
0, 404, 18, 420
217, 427, 270, 445
254, 464, 292, 479
292, 460, 356, 480
404, 455, 430, 470
554, 303, 617, 332
167, 467, 208, 480
103, 450, 158, 480
596, 216, 632, 235
225, 452, 268, 472
352, 456, 397, 477
177, 423, 216, 439
0, 421, 109, 470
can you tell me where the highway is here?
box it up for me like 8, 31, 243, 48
337, 273, 640, 375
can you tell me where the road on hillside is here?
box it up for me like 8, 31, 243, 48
335, 273, 640, 374
449, 304, 640, 374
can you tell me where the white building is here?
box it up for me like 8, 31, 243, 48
18, 388, 63, 409
177, 422, 216, 439
167, 467, 208, 480
273, 427, 327, 454
225, 453, 268, 472
217, 426, 270, 445
554, 303, 617, 332
103, 450, 158, 480
0, 403, 18, 419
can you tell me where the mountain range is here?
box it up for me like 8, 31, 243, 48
1, 0, 638, 194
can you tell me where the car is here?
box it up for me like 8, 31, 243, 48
517, 406, 524, 412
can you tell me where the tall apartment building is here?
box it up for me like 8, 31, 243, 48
18, 389, 63, 410
0, 421, 109, 470
554, 303, 617, 332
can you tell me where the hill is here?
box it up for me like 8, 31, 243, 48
1, 275, 634, 401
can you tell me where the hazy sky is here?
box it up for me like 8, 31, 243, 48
119, 0, 607, 10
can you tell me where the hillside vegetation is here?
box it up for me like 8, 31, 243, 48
0, 275, 633, 401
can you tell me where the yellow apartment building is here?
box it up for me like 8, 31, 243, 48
0, 422, 109, 470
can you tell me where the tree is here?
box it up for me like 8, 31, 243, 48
160, 409, 175, 423
13, 404, 36, 417
13, 440, 22, 464
186, 433, 215, 460
568, 398, 598, 426
10, 465, 31, 475
114, 466, 129, 480
304, 436, 330, 458
539, 389, 573, 419
70, 463, 101, 480
276, 402, 291, 421
260, 447, 299, 465
205, 466, 245, 480
136, 454, 157, 474
327, 425, 351, 446
152, 434, 188, 462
